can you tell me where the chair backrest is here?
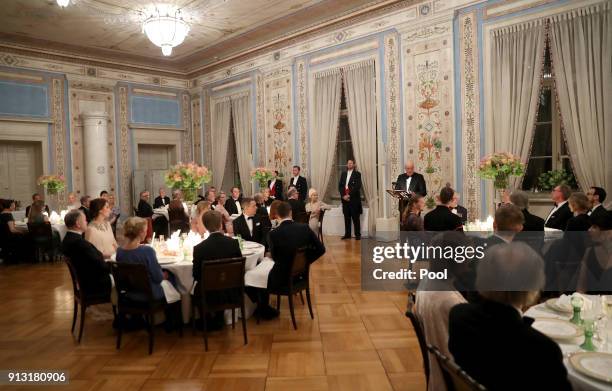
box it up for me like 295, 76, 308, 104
428, 345, 487, 391
294, 212, 309, 224
200, 257, 246, 291
64, 256, 81, 299
27, 221, 53, 240
290, 248, 308, 279
110, 262, 155, 303
318, 209, 326, 225
406, 310, 430, 382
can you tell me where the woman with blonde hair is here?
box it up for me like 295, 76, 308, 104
214, 191, 233, 235
305, 188, 331, 234
191, 201, 211, 236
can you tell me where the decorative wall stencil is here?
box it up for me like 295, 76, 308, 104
459, 12, 481, 220
404, 25, 450, 43
256, 73, 266, 166
296, 60, 308, 177
182, 93, 192, 162
117, 85, 131, 216
191, 95, 202, 163
203, 89, 212, 166
264, 72, 293, 178
384, 33, 402, 217
51, 78, 66, 204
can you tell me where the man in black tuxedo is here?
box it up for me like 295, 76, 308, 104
449, 242, 572, 391
287, 165, 308, 201
287, 188, 306, 221
153, 188, 170, 208
338, 159, 363, 240
587, 186, 608, 221
267, 201, 326, 292
268, 170, 284, 201
510, 190, 544, 231
136, 190, 153, 218
62, 209, 111, 298
25, 193, 50, 218
424, 187, 463, 231
192, 210, 242, 330
253, 193, 272, 231
395, 161, 427, 216
448, 185, 468, 224
224, 187, 243, 215
544, 184, 573, 230
79, 195, 92, 223
232, 198, 265, 245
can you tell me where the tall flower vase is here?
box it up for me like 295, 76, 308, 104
258, 180, 268, 191
182, 187, 198, 203
493, 173, 508, 210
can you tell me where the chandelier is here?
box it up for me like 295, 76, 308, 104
56, 0, 70, 7
142, 5, 190, 56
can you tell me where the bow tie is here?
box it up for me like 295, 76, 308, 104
247, 216, 254, 220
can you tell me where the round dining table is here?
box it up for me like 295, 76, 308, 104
525, 297, 612, 391
14, 220, 68, 241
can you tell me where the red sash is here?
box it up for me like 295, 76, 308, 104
270, 182, 276, 196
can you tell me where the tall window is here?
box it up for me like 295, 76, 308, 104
221, 112, 241, 192
522, 44, 576, 191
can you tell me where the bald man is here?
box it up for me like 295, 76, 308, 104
394, 161, 427, 213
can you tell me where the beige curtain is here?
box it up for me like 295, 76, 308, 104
310, 69, 342, 199
342, 60, 379, 234
211, 98, 232, 190
231, 93, 253, 196
491, 20, 546, 189
549, 3, 611, 191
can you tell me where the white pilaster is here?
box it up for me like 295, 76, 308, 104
81, 112, 110, 197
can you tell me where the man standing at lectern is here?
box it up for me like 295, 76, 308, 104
395, 161, 427, 214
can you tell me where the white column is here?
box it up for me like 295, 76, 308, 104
82, 112, 110, 197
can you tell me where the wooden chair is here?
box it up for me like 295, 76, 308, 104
64, 257, 113, 343
317, 209, 326, 244
110, 262, 182, 355
428, 344, 487, 391
193, 257, 247, 351
406, 310, 430, 385
269, 248, 313, 330
27, 222, 57, 262
293, 211, 309, 224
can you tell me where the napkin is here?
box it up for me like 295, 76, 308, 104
556, 293, 593, 312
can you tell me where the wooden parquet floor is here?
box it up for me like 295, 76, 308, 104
0, 237, 425, 391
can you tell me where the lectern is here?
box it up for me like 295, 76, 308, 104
386, 189, 412, 218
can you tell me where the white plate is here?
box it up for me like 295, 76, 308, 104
243, 242, 261, 249
570, 352, 612, 384
242, 250, 256, 256
546, 298, 573, 314
532, 318, 583, 341
158, 258, 178, 265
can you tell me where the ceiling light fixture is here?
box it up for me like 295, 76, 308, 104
56, 0, 70, 7
142, 4, 190, 57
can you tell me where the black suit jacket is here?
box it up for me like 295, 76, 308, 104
423, 205, 463, 231
224, 197, 242, 216
79, 206, 92, 223
268, 179, 284, 201
565, 213, 591, 231
192, 232, 242, 284
449, 300, 572, 391
590, 204, 608, 222
62, 231, 111, 297
268, 220, 325, 291
394, 172, 427, 197
232, 214, 265, 245
544, 202, 572, 230
136, 200, 153, 218
338, 170, 363, 215
522, 209, 544, 231
288, 198, 306, 218
26, 204, 50, 218
153, 196, 170, 208
288, 176, 308, 201
454, 205, 468, 224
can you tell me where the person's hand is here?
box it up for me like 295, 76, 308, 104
342, 195, 350, 201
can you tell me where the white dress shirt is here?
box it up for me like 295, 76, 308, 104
291, 176, 299, 186
345, 170, 353, 189
234, 199, 242, 214
544, 200, 568, 224
245, 215, 253, 236
269, 179, 276, 190
406, 176, 412, 192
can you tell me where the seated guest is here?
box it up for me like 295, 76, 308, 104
544, 184, 573, 230
171, 189, 182, 201
154, 188, 170, 208
25, 193, 49, 218
449, 242, 572, 391
214, 191, 233, 234
485, 204, 524, 246
203, 189, 217, 207
85, 198, 118, 259
168, 199, 190, 234
262, 188, 274, 207
287, 187, 306, 220
136, 191, 153, 218
224, 187, 243, 215
577, 210, 612, 293
107, 194, 120, 232
587, 186, 608, 220
305, 188, 331, 235
79, 195, 92, 223
62, 209, 111, 298
254, 193, 272, 228
510, 190, 544, 231
100, 190, 109, 200
447, 183, 468, 224
566, 192, 591, 231
27, 200, 50, 224
66, 192, 81, 210
415, 232, 469, 391
0, 199, 29, 262
116, 217, 169, 302
401, 194, 425, 231
424, 187, 463, 231
232, 198, 264, 245
268, 200, 283, 229
191, 201, 211, 236
268, 170, 284, 201
192, 210, 242, 330
267, 201, 325, 304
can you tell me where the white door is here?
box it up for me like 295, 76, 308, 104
137, 144, 175, 170
0, 141, 43, 208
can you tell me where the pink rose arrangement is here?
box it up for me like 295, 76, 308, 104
37, 174, 66, 195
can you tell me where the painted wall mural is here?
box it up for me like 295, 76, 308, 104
117, 85, 131, 217
384, 32, 402, 217
263, 68, 293, 178
51, 78, 67, 205
191, 95, 202, 164
181, 93, 192, 162
255, 73, 266, 167
296, 60, 309, 177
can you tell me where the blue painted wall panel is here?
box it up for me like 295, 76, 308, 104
130, 95, 180, 126
0, 81, 48, 117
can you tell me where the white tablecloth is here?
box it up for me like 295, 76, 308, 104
12, 210, 26, 221
15, 221, 68, 241
322, 206, 369, 237
525, 300, 612, 391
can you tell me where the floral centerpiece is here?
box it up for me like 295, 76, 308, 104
478, 152, 525, 190
164, 162, 211, 202
251, 167, 274, 189
37, 174, 65, 195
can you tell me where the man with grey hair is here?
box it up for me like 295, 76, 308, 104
510, 190, 544, 231
287, 187, 306, 219
448, 242, 571, 391
395, 160, 427, 216
545, 184, 573, 230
